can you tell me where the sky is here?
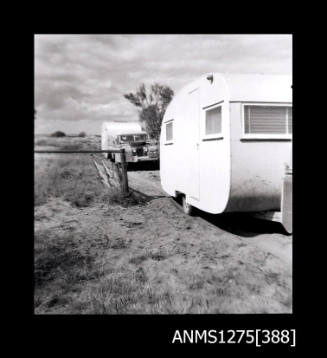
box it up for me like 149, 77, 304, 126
34, 34, 292, 134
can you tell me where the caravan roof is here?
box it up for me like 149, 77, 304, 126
102, 121, 143, 136
173, 73, 292, 107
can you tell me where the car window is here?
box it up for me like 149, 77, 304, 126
120, 135, 134, 142
134, 134, 147, 142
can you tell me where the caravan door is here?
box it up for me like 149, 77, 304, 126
187, 88, 200, 200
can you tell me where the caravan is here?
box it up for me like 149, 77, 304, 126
160, 73, 292, 232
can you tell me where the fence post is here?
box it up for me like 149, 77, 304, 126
120, 149, 129, 196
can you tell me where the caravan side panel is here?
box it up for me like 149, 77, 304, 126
225, 102, 292, 212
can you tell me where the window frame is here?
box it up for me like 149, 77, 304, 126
119, 134, 134, 143
202, 103, 223, 141
133, 134, 148, 142
164, 119, 174, 144
241, 102, 292, 140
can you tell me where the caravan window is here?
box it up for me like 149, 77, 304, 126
205, 106, 222, 135
166, 121, 173, 141
243, 104, 292, 137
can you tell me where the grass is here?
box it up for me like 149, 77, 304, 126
129, 249, 169, 265
34, 228, 110, 313
35, 135, 149, 208
34, 204, 201, 314
34, 225, 164, 314
108, 189, 149, 207
34, 230, 96, 289
35, 155, 109, 207
34, 155, 148, 207
34, 136, 157, 313
35, 135, 100, 150
34, 135, 292, 314
34, 218, 292, 314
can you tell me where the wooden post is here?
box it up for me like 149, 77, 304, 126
93, 160, 111, 188
120, 149, 129, 196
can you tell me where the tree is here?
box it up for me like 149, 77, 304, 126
124, 83, 174, 139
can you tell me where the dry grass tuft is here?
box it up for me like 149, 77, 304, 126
108, 189, 149, 207
129, 249, 169, 265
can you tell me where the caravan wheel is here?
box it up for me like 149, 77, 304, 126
182, 196, 194, 216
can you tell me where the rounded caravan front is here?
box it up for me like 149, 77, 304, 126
160, 73, 292, 229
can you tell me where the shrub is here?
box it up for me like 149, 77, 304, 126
78, 131, 86, 137
50, 131, 66, 137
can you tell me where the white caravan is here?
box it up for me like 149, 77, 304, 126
160, 73, 292, 232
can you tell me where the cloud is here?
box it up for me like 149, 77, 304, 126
35, 34, 292, 134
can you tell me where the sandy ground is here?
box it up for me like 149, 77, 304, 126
35, 163, 292, 313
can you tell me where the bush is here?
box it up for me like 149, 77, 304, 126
51, 131, 66, 137
78, 131, 86, 137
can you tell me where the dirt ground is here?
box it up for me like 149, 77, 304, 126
34, 136, 292, 314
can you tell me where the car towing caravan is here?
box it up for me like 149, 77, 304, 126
160, 73, 292, 233
101, 121, 159, 163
